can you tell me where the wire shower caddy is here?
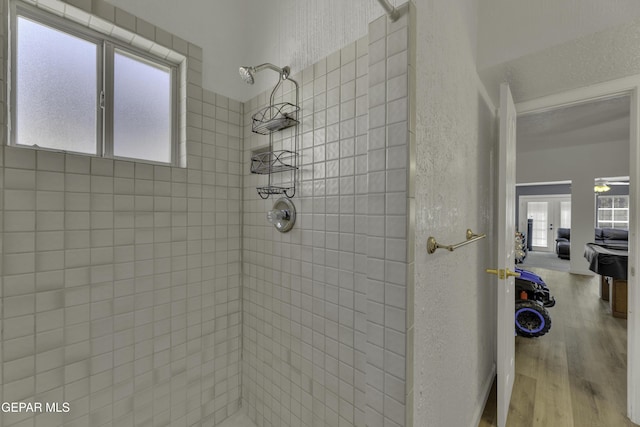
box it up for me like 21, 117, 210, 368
250, 72, 300, 199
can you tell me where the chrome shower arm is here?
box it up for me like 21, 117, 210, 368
239, 63, 292, 85
253, 63, 291, 79
376, 0, 399, 21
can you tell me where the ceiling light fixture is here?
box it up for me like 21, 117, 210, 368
594, 180, 611, 193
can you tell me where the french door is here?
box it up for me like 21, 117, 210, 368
519, 195, 571, 252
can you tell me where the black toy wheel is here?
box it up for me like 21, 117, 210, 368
515, 300, 551, 338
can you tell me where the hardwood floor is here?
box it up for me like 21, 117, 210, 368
479, 268, 637, 427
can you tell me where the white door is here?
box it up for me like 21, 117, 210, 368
519, 195, 572, 252
527, 200, 551, 251
489, 83, 518, 427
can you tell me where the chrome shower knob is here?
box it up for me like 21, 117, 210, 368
267, 198, 296, 233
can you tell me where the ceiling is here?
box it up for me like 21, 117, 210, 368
477, 0, 640, 71
104, 0, 385, 102
517, 95, 631, 153
101, 0, 640, 104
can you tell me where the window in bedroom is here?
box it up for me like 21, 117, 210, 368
597, 195, 629, 229
11, 4, 178, 165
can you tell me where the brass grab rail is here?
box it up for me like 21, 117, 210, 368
427, 229, 486, 254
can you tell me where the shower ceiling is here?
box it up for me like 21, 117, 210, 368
104, 0, 385, 101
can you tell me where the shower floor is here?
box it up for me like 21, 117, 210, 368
218, 411, 257, 427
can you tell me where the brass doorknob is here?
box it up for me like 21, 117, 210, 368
486, 268, 520, 279
506, 269, 521, 278
486, 268, 504, 279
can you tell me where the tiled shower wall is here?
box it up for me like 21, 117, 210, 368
242, 36, 372, 427
242, 5, 414, 427
0, 0, 243, 426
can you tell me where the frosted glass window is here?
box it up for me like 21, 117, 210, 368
113, 51, 172, 163
528, 202, 548, 247
12, 8, 178, 165
16, 16, 97, 154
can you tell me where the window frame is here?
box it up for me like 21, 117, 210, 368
9, 1, 180, 166
597, 194, 630, 229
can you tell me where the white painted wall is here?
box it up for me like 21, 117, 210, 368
480, 15, 640, 106
413, 0, 497, 425
517, 140, 629, 184
478, 0, 640, 70
517, 138, 630, 273
105, 0, 398, 101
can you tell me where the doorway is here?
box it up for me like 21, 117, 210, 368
519, 194, 571, 253
514, 81, 639, 424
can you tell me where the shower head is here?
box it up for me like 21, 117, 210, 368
239, 66, 255, 84
238, 63, 291, 85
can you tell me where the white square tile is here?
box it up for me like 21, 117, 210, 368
387, 27, 407, 57
4, 168, 36, 190
66, 155, 91, 174
37, 191, 64, 211
369, 60, 386, 87
37, 151, 65, 172
5, 189, 36, 210
368, 14, 387, 43
387, 50, 408, 79
386, 169, 406, 192
5, 146, 36, 169
327, 50, 341, 72
91, 158, 114, 176
387, 74, 407, 103
37, 171, 64, 191
5, 211, 36, 231
387, 97, 407, 125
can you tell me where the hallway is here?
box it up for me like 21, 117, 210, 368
480, 268, 636, 426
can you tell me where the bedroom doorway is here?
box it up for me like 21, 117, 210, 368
519, 194, 571, 253
513, 79, 639, 423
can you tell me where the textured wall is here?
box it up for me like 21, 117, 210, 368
480, 16, 640, 105
478, 0, 640, 70
1, 1, 243, 426
412, 0, 497, 426
105, 0, 402, 102
517, 139, 629, 184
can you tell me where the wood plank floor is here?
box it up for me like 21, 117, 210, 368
479, 268, 637, 427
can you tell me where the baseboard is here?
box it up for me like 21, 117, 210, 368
471, 363, 497, 427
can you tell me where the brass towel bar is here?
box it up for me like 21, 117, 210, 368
427, 229, 486, 254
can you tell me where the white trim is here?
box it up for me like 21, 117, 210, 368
515, 74, 640, 424
470, 363, 497, 427
516, 75, 640, 116
519, 194, 571, 200
516, 180, 571, 187
629, 86, 640, 423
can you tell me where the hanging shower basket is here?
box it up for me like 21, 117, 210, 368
251, 102, 300, 135
246, 65, 300, 199
250, 149, 298, 174
256, 185, 295, 199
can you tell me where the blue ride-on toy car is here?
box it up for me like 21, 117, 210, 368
514, 267, 555, 338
